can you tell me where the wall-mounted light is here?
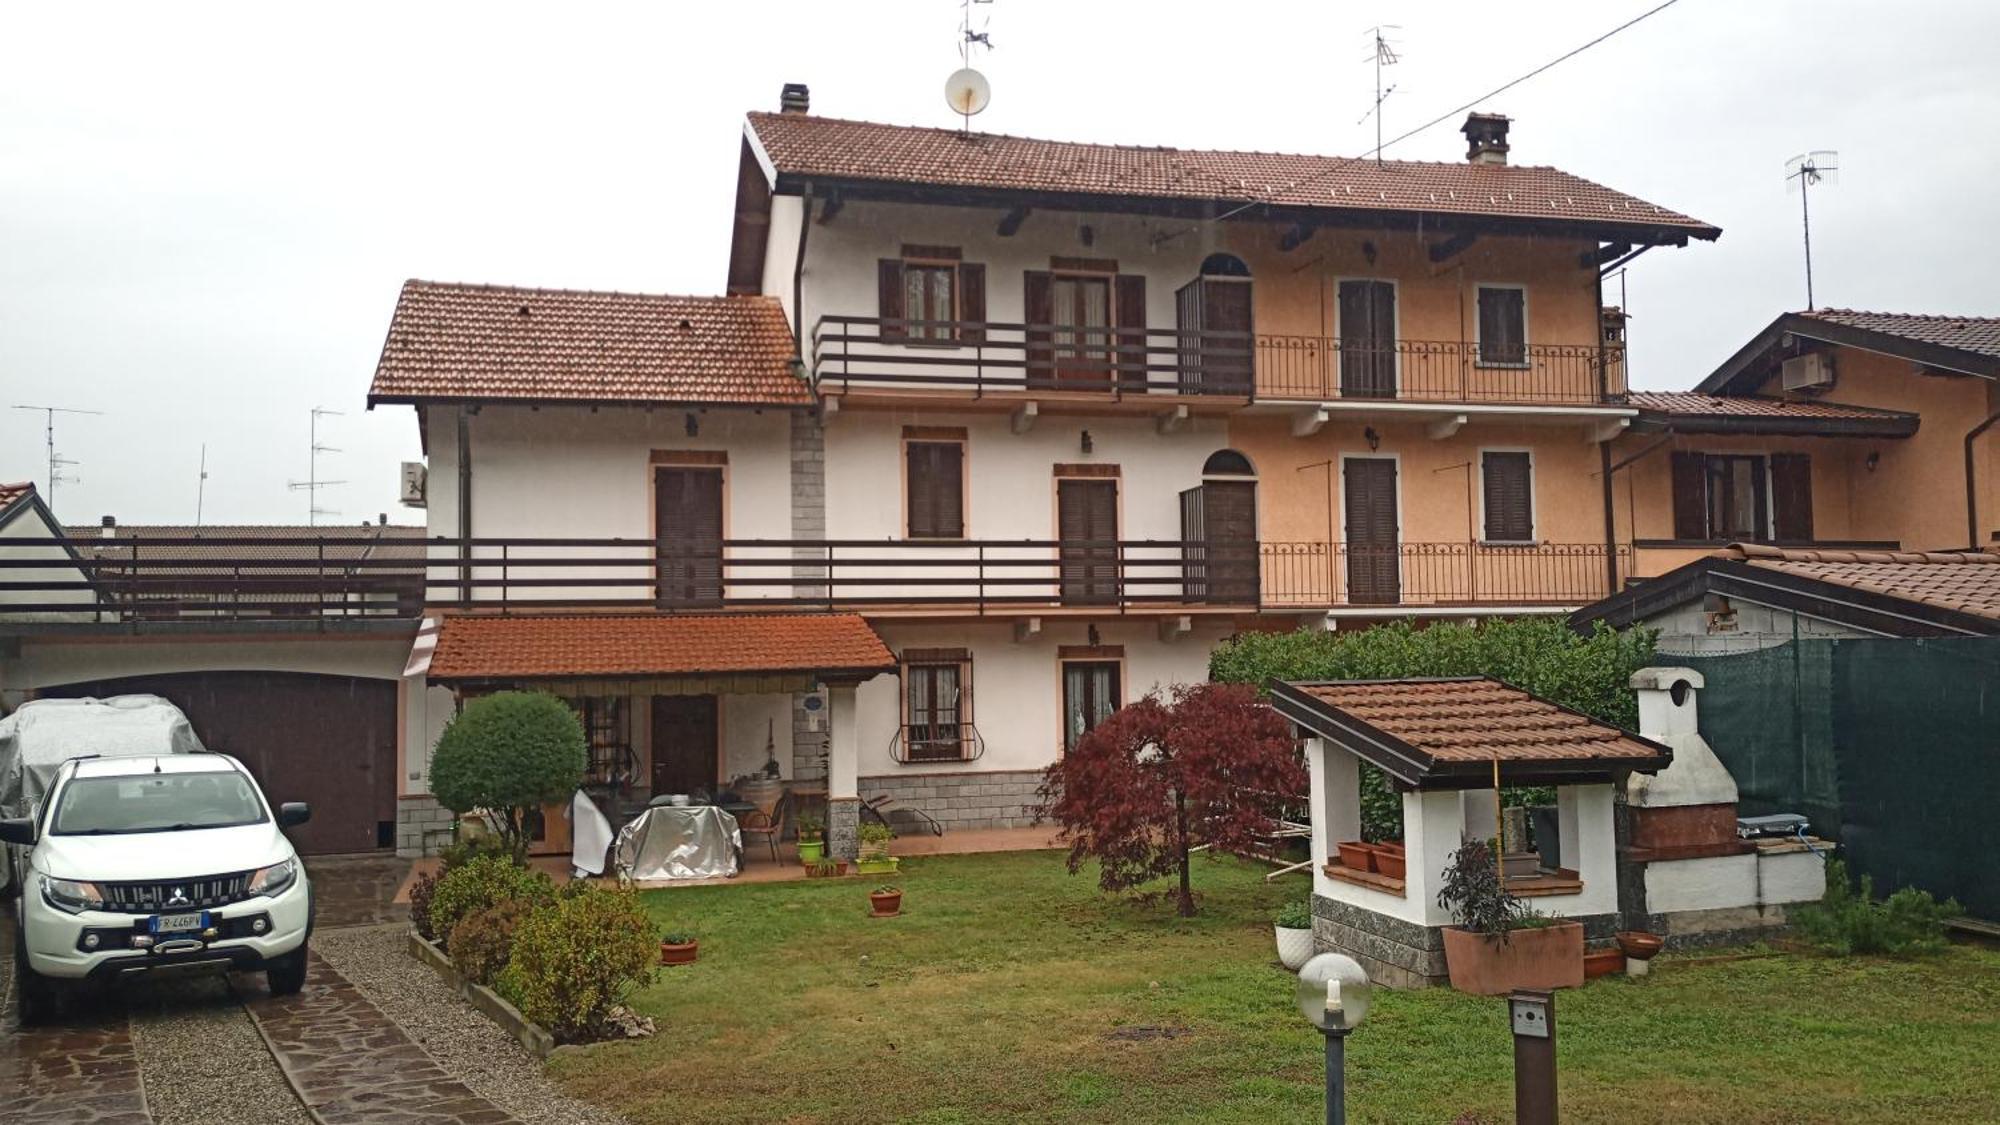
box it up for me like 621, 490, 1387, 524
1865, 451, 1880, 472
1079, 223, 1096, 247
1364, 426, 1381, 452
685, 412, 700, 438
1081, 429, 1094, 454
1087, 624, 1101, 647
1362, 240, 1379, 266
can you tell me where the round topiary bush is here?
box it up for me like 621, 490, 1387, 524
430, 691, 588, 860
427, 854, 556, 949
506, 883, 657, 1043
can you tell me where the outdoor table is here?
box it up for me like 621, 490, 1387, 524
614, 804, 743, 880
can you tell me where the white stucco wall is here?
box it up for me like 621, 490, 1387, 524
1645, 848, 1826, 914
4, 635, 410, 699
0, 502, 98, 622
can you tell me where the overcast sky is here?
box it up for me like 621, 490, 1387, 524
4, 0, 1996, 526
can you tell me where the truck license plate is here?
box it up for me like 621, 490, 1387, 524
151, 912, 205, 933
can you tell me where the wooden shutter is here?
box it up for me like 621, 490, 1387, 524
1059, 479, 1119, 603
1024, 270, 1054, 386
906, 442, 963, 538
1115, 274, 1148, 388
1478, 288, 1525, 363
1343, 459, 1400, 604
1671, 452, 1708, 540
1481, 452, 1534, 542
1202, 480, 1259, 601
655, 468, 723, 607
958, 263, 986, 344
1770, 453, 1814, 542
878, 259, 906, 342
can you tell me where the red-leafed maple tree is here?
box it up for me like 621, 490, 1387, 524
1036, 682, 1304, 917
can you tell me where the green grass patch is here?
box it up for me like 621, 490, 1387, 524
546, 850, 2000, 1124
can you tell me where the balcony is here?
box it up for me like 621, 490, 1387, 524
1254, 337, 1624, 406
1259, 541, 1626, 609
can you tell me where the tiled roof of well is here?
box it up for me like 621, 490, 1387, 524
367, 281, 810, 408
1797, 309, 2000, 361
426, 613, 896, 681
1723, 543, 2000, 624
746, 112, 1720, 240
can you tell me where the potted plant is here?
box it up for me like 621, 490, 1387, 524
808, 856, 848, 878
660, 930, 699, 966
856, 822, 899, 876
1334, 840, 1375, 872
1372, 840, 1407, 881
1616, 930, 1665, 976
1274, 899, 1314, 970
869, 885, 903, 917
795, 813, 826, 866
1435, 839, 1583, 995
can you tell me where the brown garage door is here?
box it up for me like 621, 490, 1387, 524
42, 672, 397, 855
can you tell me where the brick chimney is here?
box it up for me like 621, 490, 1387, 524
779, 83, 810, 115
100, 514, 116, 539
1462, 112, 1510, 165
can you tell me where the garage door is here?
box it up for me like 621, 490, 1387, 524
42, 672, 397, 855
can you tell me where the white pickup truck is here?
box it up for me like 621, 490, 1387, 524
1, 753, 314, 1024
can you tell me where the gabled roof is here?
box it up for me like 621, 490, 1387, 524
1572, 544, 2000, 637
745, 112, 1721, 245
1626, 391, 1919, 437
1268, 676, 1670, 789
367, 281, 811, 409
426, 613, 896, 682
1697, 309, 2000, 394
0, 481, 34, 515
64, 524, 426, 566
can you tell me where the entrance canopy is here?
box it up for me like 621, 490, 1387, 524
423, 612, 895, 695
1270, 677, 1670, 789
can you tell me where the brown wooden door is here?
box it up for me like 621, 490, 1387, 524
650, 695, 718, 796
1203, 480, 1259, 602
1338, 280, 1397, 398
1343, 458, 1401, 604
1176, 278, 1253, 394
1058, 479, 1120, 604
655, 467, 722, 608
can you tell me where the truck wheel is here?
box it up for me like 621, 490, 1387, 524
13, 929, 58, 1026
265, 941, 308, 997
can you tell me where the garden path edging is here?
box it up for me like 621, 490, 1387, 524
407, 931, 556, 1059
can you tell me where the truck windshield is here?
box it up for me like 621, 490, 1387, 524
52, 772, 267, 835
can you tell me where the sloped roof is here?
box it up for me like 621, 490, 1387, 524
1268, 676, 1669, 788
1627, 392, 1919, 437
1728, 544, 2000, 624
426, 613, 896, 681
1797, 309, 2000, 361
1698, 309, 2000, 393
746, 112, 1720, 243
64, 524, 426, 566
0, 482, 33, 513
367, 281, 810, 408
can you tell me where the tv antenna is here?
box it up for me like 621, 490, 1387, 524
10, 403, 103, 511
1360, 26, 1403, 164
1785, 151, 1838, 310
195, 443, 210, 527
286, 406, 346, 525
946, 0, 994, 132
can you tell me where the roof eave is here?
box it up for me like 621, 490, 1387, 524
1570, 556, 2000, 637
363, 392, 813, 412
1697, 312, 2000, 394
1629, 412, 1920, 438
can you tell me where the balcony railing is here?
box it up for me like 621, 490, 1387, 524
1259, 542, 1626, 608
1255, 337, 1624, 405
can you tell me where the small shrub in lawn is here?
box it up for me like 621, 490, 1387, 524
1275, 899, 1312, 930
409, 870, 440, 942
427, 854, 555, 950
448, 898, 535, 987
1794, 859, 1959, 957
508, 883, 658, 1043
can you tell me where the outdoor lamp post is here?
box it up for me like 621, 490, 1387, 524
1295, 952, 1372, 1125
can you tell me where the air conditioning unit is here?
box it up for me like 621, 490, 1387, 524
1780, 352, 1835, 391
399, 461, 428, 508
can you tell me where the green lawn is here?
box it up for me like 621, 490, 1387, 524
547, 850, 2000, 1124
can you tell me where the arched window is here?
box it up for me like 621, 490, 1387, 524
1202, 449, 1256, 477
1198, 253, 1253, 278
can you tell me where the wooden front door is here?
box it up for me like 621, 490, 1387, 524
1058, 478, 1120, 604
655, 467, 722, 608
1202, 480, 1259, 602
1343, 458, 1401, 605
650, 694, 718, 796
1337, 280, 1397, 399
1175, 277, 1254, 394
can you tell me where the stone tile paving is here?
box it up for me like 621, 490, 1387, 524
242, 950, 520, 1124
306, 853, 416, 928
0, 922, 152, 1125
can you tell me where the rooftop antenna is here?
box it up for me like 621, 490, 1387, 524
1785, 151, 1838, 310
195, 443, 209, 527
1361, 25, 1403, 164
946, 0, 994, 134
10, 403, 103, 511
286, 406, 346, 525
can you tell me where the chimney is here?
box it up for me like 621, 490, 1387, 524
1462, 112, 1510, 165
379, 513, 388, 526
779, 83, 810, 115
100, 514, 116, 539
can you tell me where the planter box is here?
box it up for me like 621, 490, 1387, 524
1275, 925, 1314, 971
1335, 841, 1376, 872
1583, 948, 1626, 980
856, 856, 900, 877
407, 932, 555, 1058
1372, 845, 1406, 881
1441, 921, 1585, 995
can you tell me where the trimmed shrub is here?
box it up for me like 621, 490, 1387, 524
430, 691, 588, 861
448, 898, 534, 987
1794, 859, 1959, 957
507, 883, 657, 1042
409, 870, 441, 942
427, 854, 555, 950
1275, 899, 1312, 930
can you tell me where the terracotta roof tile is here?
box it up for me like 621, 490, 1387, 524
1721, 544, 2000, 623
1797, 309, 2000, 361
427, 613, 896, 680
367, 281, 810, 407
63, 524, 427, 567
1627, 392, 1915, 422
0, 481, 34, 514
1289, 677, 1666, 767
747, 112, 1720, 240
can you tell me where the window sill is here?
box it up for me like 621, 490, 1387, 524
1506, 869, 1584, 897
1478, 539, 1543, 549
1322, 860, 1407, 898
1473, 360, 1533, 370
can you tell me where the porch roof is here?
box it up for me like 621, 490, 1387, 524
1268, 676, 1670, 789
425, 612, 896, 687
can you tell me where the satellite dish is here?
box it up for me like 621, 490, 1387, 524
945, 67, 991, 117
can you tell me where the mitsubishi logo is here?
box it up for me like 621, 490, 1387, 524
166, 886, 191, 908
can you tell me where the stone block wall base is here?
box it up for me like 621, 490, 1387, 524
396, 795, 456, 858
858, 769, 1046, 832
828, 797, 861, 861
1312, 894, 1622, 990
1640, 905, 1795, 950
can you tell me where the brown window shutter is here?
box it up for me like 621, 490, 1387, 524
1024, 270, 1054, 385
906, 442, 964, 538
1115, 274, 1148, 386
906, 442, 936, 536
1671, 452, 1708, 540
935, 442, 963, 537
1770, 453, 1814, 542
1481, 452, 1533, 541
958, 263, 986, 344
878, 259, 906, 341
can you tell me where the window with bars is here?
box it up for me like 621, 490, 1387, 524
1062, 660, 1122, 752
1480, 451, 1535, 542
1477, 286, 1528, 366
902, 650, 971, 762
905, 440, 965, 539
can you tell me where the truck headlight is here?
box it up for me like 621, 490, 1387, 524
42, 876, 106, 914
247, 858, 297, 898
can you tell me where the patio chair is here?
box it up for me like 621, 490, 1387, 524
862, 794, 944, 837
738, 791, 789, 863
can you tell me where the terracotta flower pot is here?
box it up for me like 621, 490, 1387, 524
1335, 841, 1376, 872
1441, 921, 1584, 995
1616, 930, 1665, 961
869, 890, 903, 917
1372, 845, 1406, 881
1583, 948, 1626, 980
659, 939, 699, 966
